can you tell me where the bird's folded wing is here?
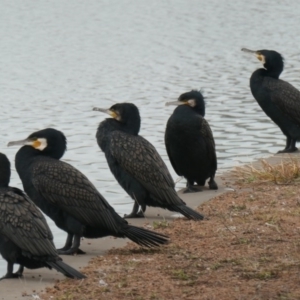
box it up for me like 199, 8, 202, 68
200, 118, 218, 170
0, 189, 57, 257
110, 131, 183, 206
31, 160, 121, 231
267, 79, 300, 125
164, 130, 182, 177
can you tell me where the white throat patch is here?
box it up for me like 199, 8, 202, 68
25, 138, 48, 151
36, 138, 48, 151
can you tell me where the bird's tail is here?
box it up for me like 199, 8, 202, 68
47, 260, 86, 279
121, 226, 169, 248
171, 205, 204, 220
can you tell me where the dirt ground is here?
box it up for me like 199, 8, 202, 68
41, 179, 300, 300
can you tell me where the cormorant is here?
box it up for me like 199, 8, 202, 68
242, 48, 300, 153
0, 153, 85, 280
8, 128, 168, 255
165, 90, 218, 193
93, 102, 204, 220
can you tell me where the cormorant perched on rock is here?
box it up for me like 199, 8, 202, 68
8, 128, 168, 255
0, 153, 85, 280
165, 90, 218, 193
242, 48, 300, 153
93, 103, 204, 220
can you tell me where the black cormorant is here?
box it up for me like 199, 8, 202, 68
8, 128, 168, 255
165, 90, 218, 193
0, 153, 85, 280
242, 48, 300, 153
93, 102, 204, 220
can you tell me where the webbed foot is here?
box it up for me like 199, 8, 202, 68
277, 147, 298, 153
57, 247, 86, 255
124, 210, 145, 218
208, 178, 218, 190
183, 186, 202, 193
0, 272, 22, 280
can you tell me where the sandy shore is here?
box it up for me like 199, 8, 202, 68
1, 175, 226, 300
2, 153, 296, 300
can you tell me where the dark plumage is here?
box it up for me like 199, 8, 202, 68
0, 153, 85, 280
242, 48, 300, 153
8, 129, 168, 255
93, 103, 204, 220
165, 90, 218, 193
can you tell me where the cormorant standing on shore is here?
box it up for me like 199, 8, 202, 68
242, 48, 300, 153
8, 128, 168, 255
0, 153, 85, 279
165, 90, 218, 193
93, 102, 204, 220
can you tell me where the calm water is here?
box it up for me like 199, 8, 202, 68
1, 0, 300, 274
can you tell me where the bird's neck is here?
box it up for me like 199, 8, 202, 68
262, 67, 282, 79
250, 68, 281, 86
174, 105, 204, 117
108, 118, 140, 135
0, 182, 9, 188
0, 171, 10, 187
15, 146, 41, 176
251, 68, 282, 81
97, 118, 140, 152
122, 119, 140, 135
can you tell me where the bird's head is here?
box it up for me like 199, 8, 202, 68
242, 48, 284, 77
8, 128, 67, 160
166, 90, 205, 116
93, 102, 141, 135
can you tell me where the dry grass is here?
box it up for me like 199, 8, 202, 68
40, 159, 300, 300
233, 156, 300, 184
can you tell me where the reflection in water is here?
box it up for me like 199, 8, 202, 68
1, 0, 300, 273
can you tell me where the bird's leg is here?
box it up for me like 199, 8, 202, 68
277, 137, 298, 153
13, 265, 24, 277
57, 235, 85, 255
124, 201, 144, 218
57, 233, 73, 253
136, 203, 146, 217
287, 139, 298, 152
208, 177, 218, 190
0, 262, 22, 280
184, 181, 201, 193
277, 137, 290, 153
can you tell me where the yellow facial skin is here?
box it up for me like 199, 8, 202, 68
93, 107, 122, 121
7, 137, 48, 151
108, 110, 117, 118
165, 100, 195, 107
32, 140, 42, 149
241, 48, 266, 65
28, 138, 48, 151
256, 53, 266, 64
108, 110, 121, 121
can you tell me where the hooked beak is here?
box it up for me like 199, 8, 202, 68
241, 48, 265, 64
93, 107, 110, 114
93, 107, 118, 119
7, 139, 32, 147
241, 48, 257, 54
165, 101, 187, 107
8, 137, 47, 151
